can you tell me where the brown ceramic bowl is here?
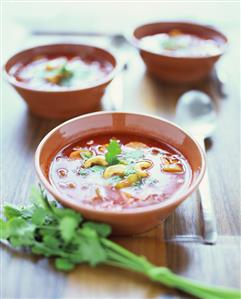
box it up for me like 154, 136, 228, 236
4, 43, 118, 119
35, 112, 205, 236
132, 22, 228, 83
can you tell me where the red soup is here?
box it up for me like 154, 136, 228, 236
49, 134, 192, 211
9, 55, 113, 90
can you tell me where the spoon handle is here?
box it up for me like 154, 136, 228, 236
198, 139, 218, 244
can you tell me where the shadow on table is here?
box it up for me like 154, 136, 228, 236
18, 103, 103, 152
143, 70, 224, 117
17, 110, 62, 152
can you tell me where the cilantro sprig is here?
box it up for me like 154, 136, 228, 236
0, 187, 240, 299
105, 139, 121, 165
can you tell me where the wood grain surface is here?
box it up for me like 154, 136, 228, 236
1, 3, 241, 299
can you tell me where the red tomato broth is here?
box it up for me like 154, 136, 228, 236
49, 134, 192, 211
9, 54, 113, 90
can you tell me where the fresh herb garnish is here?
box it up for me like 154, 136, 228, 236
79, 165, 105, 175
107, 175, 122, 185
145, 177, 159, 185
105, 140, 121, 165
78, 169, 89, 176
0, 186, 240, 299
124, 150, 144, 162
42, 62, 73, 86
124, 164, 137, 176
90, 165, 106, 173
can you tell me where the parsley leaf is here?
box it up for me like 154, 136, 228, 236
3, 205, 21, 219
105, 140, 121, 165
77, 227, 107, 266
59, 216, 79, 243
31, 207, 48, 225
0, 219, 9, 239
83, 222, 111, 237
55, 258, 75, 271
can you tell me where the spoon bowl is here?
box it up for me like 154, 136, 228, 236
176, 90, 217, 138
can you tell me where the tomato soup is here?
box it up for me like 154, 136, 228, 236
49, 134, 192, 211
10, 55, 113, 90
139, 29, 221, 57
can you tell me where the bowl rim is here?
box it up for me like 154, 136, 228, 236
130, 20, 228, 60
35, 111, 206, 215
4, 42, 120, 93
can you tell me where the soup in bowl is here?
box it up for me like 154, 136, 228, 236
35, 112, 205, 235
132, 22, 227, 83
5, 44, 117, 119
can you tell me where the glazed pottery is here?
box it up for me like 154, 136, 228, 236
132, 22, 228, 83
5, 44, 118, 119
35, 112, 206, 235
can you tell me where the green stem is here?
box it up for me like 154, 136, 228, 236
146, 267, 240, 299
102, 238, 241, 299
106, 248, 145, 273
101, 238, 152, 271
169, 271, 240, 299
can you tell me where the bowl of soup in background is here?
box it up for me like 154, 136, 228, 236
131, 22, 228, 83
35, 112, 205, 235
4, 44, 118, 119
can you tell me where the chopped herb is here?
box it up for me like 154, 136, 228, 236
119, 159, 128, 165
107, 175, 122, 185
123, 150, 144, 162
90, 165, 106, 173
78, 169, 89, 176
133, 180, 142, 187
145, 177, 159, 185
105, 140, 121, 165
124, 164, 137, 176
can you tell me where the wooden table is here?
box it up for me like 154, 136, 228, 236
1, 11, 240, 299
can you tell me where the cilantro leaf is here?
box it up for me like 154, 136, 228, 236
43, 235, 61, 250
7, 217, 36, 247
54, 207, 82, 223
77, 227, 107, 266
83, 222, 111, 237
30, 186, 55, 215
105, 140, 121, 165
3, 205, 21, 219
59, 216, 79, 243
31, 207, 49, 225
55, 258, 75, 271
0, 218, 9, 239
20, 206, 37, 219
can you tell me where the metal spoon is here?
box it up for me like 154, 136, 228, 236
176, 90, 217, 244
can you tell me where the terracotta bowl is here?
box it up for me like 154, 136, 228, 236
132, 22, 228, 83
4, 44, 118, 119
35, 112, 205, 235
